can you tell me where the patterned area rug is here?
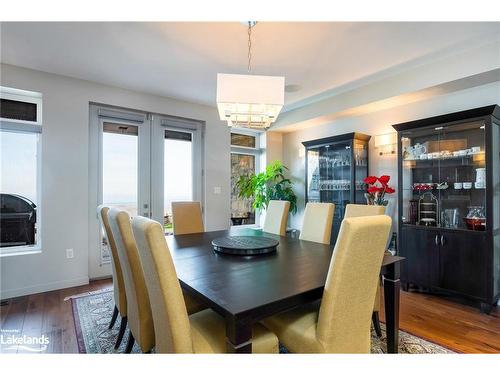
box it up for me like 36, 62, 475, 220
71, 289, 454, 354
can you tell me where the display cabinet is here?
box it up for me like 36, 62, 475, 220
393, 105, 500, 313
302, 132, 371, 244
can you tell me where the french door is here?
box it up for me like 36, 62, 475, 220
89, 105, 203, 278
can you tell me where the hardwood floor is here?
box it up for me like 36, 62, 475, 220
1, 279, 499, 353
380, 289, 500, 353
0, 279, 111, 354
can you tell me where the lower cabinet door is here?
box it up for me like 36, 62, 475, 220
400, 226, 439, 288
438, 231, 488, 299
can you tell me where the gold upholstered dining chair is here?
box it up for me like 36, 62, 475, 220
108, 209, 207, 353
108, 208, 155, 353
169, 201, 207, 313
299, 202, 335, 244
97, 205, 128, 349
344, 204, 386, 337
262, 215, 392, 353
262, 200, 290, 236
171, 201, 204, 235
131, 215, 279, 353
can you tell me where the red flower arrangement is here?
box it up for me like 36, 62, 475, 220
363, 175, 395, 206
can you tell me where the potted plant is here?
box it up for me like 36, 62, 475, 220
236, 160, 297, 214
364, 175, 395, 206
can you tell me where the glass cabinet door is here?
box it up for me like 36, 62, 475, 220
306, 143, 352, 207
353, 139, 369, 203
400, 120, 486, 231
306, 148, 320, 203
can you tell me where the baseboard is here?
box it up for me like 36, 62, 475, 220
0, 277, 89, 299
89, 275, 112, 282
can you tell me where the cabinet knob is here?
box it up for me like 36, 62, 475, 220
441, 235, 445, 246
435, 234, 439, 246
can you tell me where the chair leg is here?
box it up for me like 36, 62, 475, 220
124, 331, 135, 353
109, 305, 119, 329
114, 316, 127, 350
372, 311, 382, 337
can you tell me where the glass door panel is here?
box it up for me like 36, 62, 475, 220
400, 120, 486, 230
150, 118, 203, 235
437, 121, 486, 230
163, 130, 193, 234
102, 122, 139, 216
323, 142, 351, 241
354, 139, 368, 203
231, 153, 256, 225
306, 148, 320, 203
401, 127, 440, 226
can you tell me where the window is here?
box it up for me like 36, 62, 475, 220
0, 87, 42, 254
231, 133, 256, 148
230, 131, 260, 226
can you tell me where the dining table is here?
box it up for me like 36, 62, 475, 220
166, 227, 404, 354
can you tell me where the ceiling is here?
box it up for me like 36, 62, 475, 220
1, 22, 499, 110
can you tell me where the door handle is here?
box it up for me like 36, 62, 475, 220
435, 234, 439, 246
440, 235, 445, 246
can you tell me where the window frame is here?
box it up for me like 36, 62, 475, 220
0, 87, 43, 126
230, 129, 264, 228
0, 89, 43, 256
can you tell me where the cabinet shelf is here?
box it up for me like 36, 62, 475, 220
401, 223, 487, 235
403, 153, 483, 162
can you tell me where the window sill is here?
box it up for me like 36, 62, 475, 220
0, 246, 42, 258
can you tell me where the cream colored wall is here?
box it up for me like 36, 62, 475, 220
265, 131, 283, 165
281, 81, 500, 230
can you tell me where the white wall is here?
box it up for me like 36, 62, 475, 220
282, 81, 500, 230
0, 63, 231, 298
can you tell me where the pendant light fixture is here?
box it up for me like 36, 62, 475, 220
216, 22, 285, 129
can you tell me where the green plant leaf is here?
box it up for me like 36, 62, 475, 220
235, 160, 298, 214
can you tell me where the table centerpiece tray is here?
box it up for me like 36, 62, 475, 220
212, 236, 279, 255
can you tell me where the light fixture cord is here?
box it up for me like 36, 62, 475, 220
247, 21, 252, 72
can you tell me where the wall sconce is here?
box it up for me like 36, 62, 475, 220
375, 133, 397, 156
298, 147, 305, 158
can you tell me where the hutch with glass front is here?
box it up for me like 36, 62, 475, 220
303, 132, 370, 245
393, 105, 500, 313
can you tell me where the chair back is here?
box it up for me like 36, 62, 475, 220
299, 202, 335, 244
132, 216, 193, 353
171, 201, 204, 235
108, 208, 155, 352
263, 200, 290, 236
316, 215, 391, 353
343, 204, 386, 314
97, 205, 127, 317
344, 204, 385, 218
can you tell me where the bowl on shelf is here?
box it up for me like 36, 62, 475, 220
463, 206, 486, 231
463, 217, 486, 231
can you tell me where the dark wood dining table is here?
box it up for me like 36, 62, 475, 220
166, 227, 404, 354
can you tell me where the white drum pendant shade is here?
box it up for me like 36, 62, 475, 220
216, 73, 285, 129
